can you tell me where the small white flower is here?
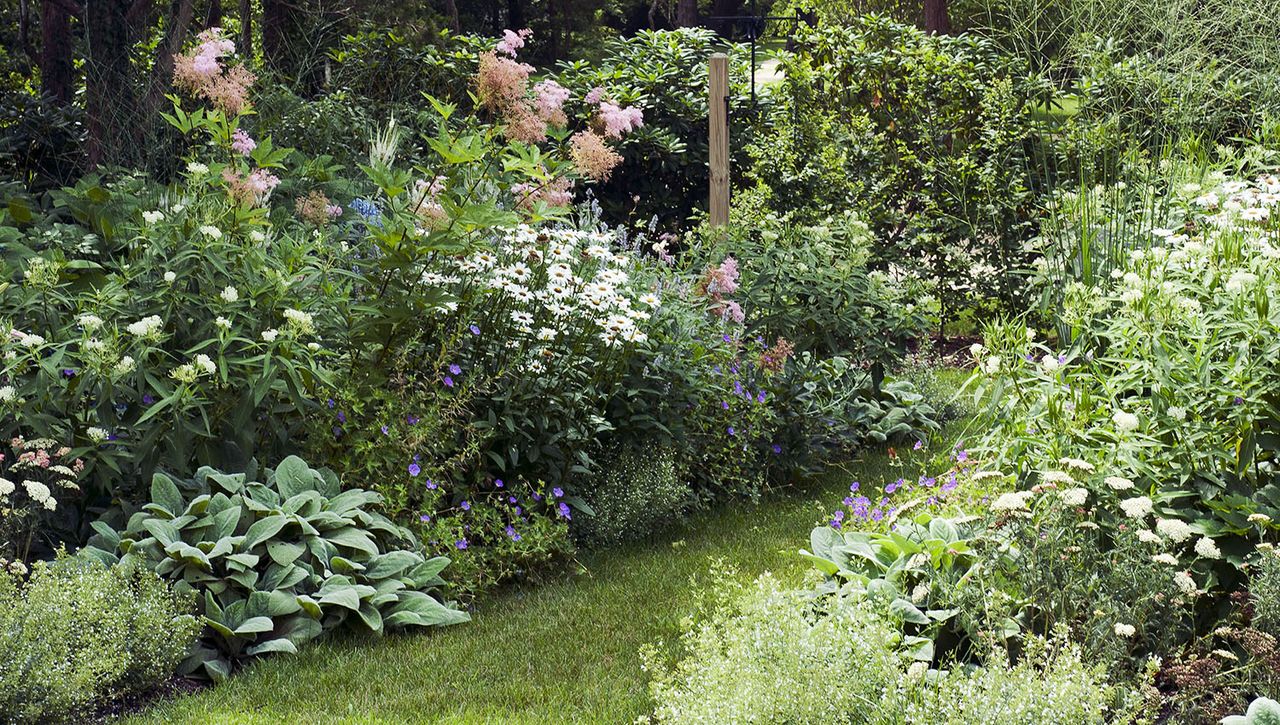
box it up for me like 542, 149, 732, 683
1137, 530, 1162, 544
142, 210, 165, 224
1174, 571, 1198, 595
0, 477, 13, 496
248, 230, 266, 243
164, 271, 177, 283
87, 427, 110, 443
982, 355, 1002, 375
77, 313, 104, 331
1112, 409, 1139, 432
1194, 537, 1222, 559
1041, 354, 1060, 372
1105, 476, 1136, 491
1113, 623, 1136, 638
113, 356, 136, 375
126, 315, 164, 339
1059, 488, 1089, 506
307, 342, 321, 351
283, 308, 315, 333
220, 286, 239, 303
536, 327, 558, 341
1167, 406, 1187, 421
1248, 513, 1272, 525
198, 225, 222, 239
639, 293, 661, 308
1041, 470, 1075, 485
1156, 518, 1194, 544
187, 161, 209, 175
1058, 457, 1095, 473
1119, 496, 1154, 519
194, 354, 217, 376
215, 316, 232, 329
1152, 553, 1179, 566
0, 385, 14, 403
992, 491, 1034, 512
261, 329, 279, 343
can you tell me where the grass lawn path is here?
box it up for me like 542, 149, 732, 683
126, 434, 957, 724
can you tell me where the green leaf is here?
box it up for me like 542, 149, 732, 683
150, 473, 185, 516
242, 515, 289, 550
274, 456, 316, 499
246, 638, 299, 656
233, 616, 275, 636
890, 598, 930, 625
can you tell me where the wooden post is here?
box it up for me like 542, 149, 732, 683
709, 53, 730, 227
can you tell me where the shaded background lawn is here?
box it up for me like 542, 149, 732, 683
125, 432, 970, 725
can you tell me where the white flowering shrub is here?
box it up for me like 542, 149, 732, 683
0, 554, 201, 724
967, 169, 1280, 582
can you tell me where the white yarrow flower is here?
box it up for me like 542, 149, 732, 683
220, 286, 239, 303
1156, 518, 1194, 544
1119, 496, 1154, 519
1194, 537, 1222, 559
1112, 409, 1139, 432
1113, 623, 1136, 638
87, 427, 109, 443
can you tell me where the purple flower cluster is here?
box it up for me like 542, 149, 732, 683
829, 464, 967, 530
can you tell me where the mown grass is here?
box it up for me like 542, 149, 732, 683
128, 391, 976, 725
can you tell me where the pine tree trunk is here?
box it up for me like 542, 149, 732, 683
40, 0, 75, 104
442, 0, 459, 32
207, 0, 222, 27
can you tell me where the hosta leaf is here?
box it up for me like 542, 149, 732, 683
317, 586, 362, 611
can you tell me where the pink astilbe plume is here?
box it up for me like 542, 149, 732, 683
598, 101, 644, 139
411, 176, 449, 227
512, 175, 574, 209
697, 256, 743, 322
532, 80, 570, 127
495, 28, 532, 57
569, 130, 622, 182
504, 102, 549, 144
173, 27, 256, 114
476, 51, 534, 112
231, 128, 256, 156
222, 167, 280, 206
584, 86, 605, 105
295, 191, 342, 226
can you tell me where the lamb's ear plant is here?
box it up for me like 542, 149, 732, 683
1222, 697, 1280, 725
84, 455, 468, 681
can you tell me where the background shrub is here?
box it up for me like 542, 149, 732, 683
0, 555, 201, 724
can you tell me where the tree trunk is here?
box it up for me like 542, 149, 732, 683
40, 0, 75, 104
710, 0, 740, 37
505, 0, 524, 29
675, 0, 696, 27
207, 0, 222, 27
262, 0, 302, 78
85, 0, 136, 168
238, 0, 251, 55
142, 0, 195, 119
442, 0, 459, 32
924, 0, 950, 34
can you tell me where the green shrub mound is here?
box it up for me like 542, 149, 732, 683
576, 443, 689, 547
0, 555, 201, 724
84, 455, 468, 681
643, 572, 1127, 724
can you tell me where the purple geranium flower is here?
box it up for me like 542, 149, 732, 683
460, 500, 471, 511
506, 525, 521, 541
557, 502, 571, 520
469, 324, 481, 335
449, 364, 462, 375
419, 514, 431, 523
408, 463, 421, 477
443, 376, 454, 388
456, 539, 468, 550
381, 425, 389, 435
495, 478, 504, 488
552, 487, 563, 498
426, 479, 438, 490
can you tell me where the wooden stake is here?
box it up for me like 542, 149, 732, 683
709, 53, 730, 227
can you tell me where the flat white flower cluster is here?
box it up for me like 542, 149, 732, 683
423, 225, 662, 354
